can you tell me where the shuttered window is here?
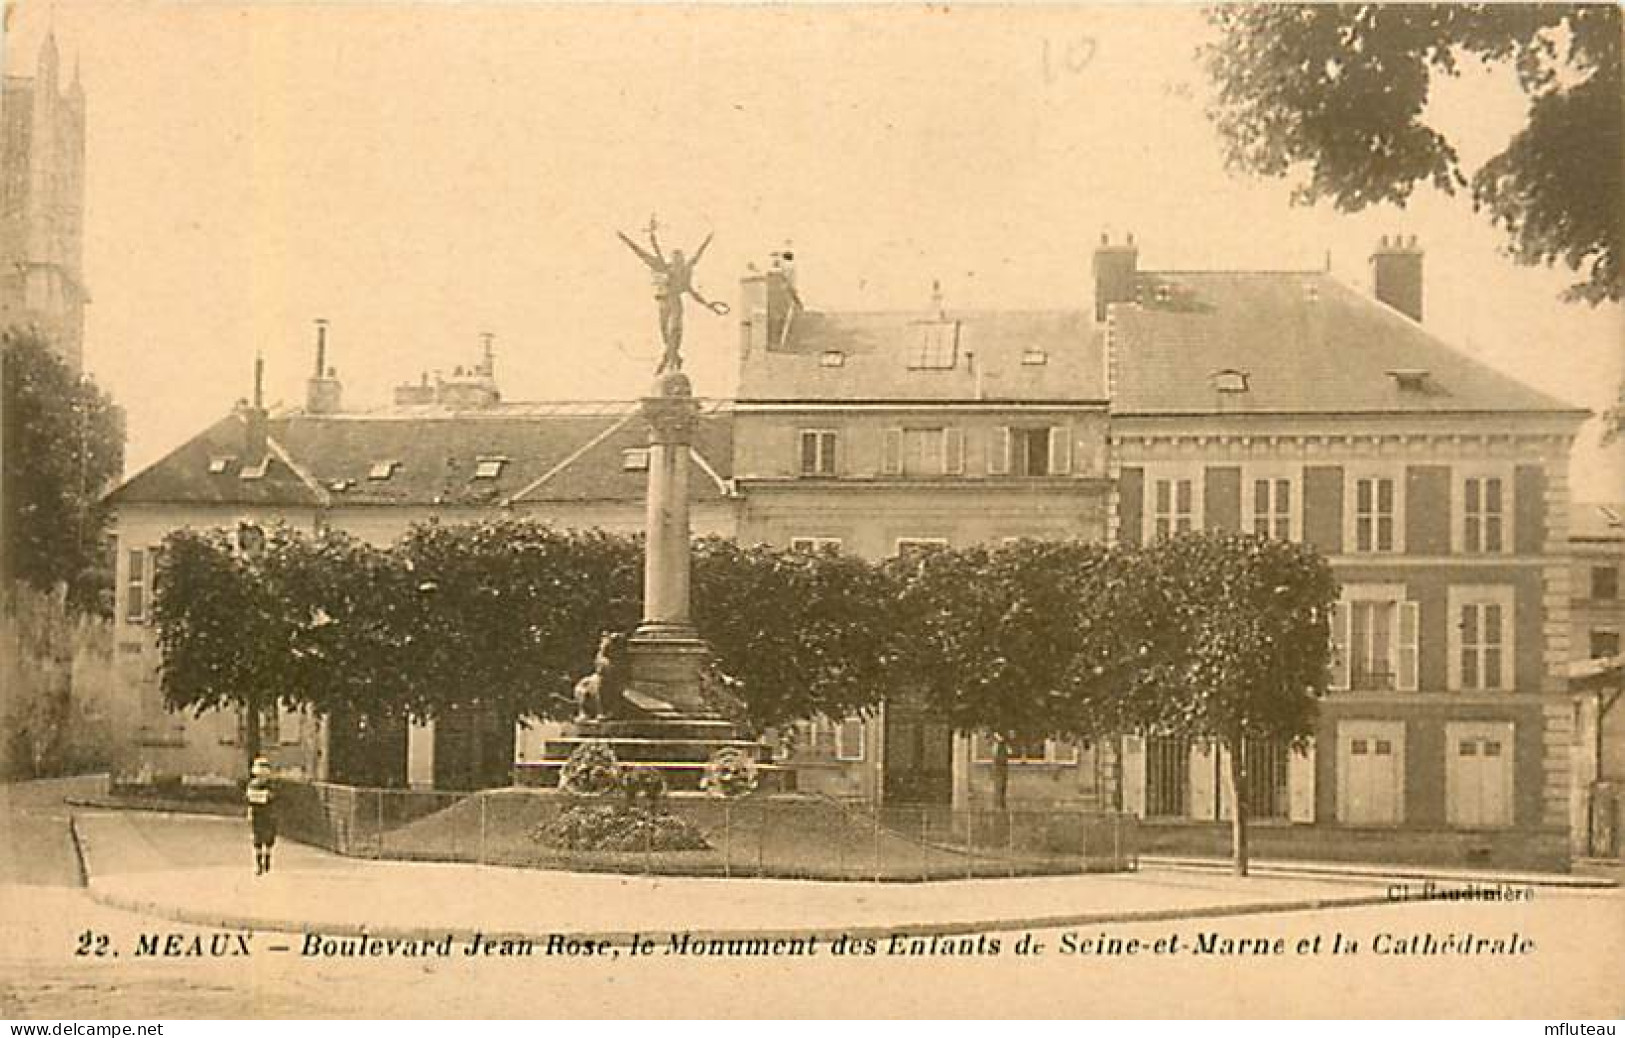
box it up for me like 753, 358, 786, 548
1331, 586, 1417, 692
1449, 586, 1514, 691
1462, 476, 1505, 553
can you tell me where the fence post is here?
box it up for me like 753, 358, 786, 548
375, 789, 385, 859
1006, 808, 1016, 878
644, 802, 654, 876
965, 809, 975, 880
722, 801, 732, 879
1079, 811, 1088, 874
1113, 812, 1123, 870
872, 805, 883, 883
919, 807, 929, 881
756, 798, 768, 878
479, 792, 488, 867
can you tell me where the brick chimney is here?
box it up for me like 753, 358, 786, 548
432, 336, 501, 408
305, 319, 343, 413
740, 246, 802, 353
245, 354, 268, 458
393, 371, 436, 406
1370, 235, 1424, 322
1093, 232, 1139, 322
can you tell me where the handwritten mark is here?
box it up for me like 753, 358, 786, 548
1042, 35, 1097, 85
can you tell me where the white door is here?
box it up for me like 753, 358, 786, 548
1446, 722, 1514, 827
1337, 722, 1404, 825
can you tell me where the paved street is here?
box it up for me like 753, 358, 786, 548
2, 779, 1621, 1018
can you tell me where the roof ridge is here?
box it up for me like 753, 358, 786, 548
688, 445, 732, 498
504, 411, 637, 506
1317, 273, 1586, 413
264, 433, 330, 507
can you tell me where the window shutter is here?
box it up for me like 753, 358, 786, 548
1397, 600, 1420, 691
1120, 735, 1146, 817
943, 427, 965, 475
1049, 426, 1072, 475
988, 428, 1010, 475
1330, 603, 1350, 690
882, 428, 903, 475
1287, 741, 1316, 822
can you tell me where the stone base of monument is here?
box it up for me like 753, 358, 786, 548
519, 714, 781, 792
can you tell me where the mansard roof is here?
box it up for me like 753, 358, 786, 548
737, 308, 1106, 404
1109, 271, 1583, 417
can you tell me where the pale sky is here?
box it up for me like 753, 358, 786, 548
5, 2, 1621, 498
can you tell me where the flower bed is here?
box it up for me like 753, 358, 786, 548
534, 803, 710, 852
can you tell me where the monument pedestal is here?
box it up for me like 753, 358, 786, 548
524, 371, 775, 791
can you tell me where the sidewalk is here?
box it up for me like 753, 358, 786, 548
66, 809, 1484, 945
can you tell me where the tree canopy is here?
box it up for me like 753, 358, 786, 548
2, 330, 126, 613
152, 521, 899, 739
1203, 3, 1622, 303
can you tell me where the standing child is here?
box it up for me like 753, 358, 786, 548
246, 757, 278, 875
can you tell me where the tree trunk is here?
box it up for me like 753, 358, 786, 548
1226, 734, 1249, 877
992, 734, 1010, 812
244, 696, 262, 776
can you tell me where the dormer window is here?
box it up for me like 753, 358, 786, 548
207, 456, 236, 475
907, 321, 959, 370
473, 457, 507, 479
1386, 368, 1430, 391
819, 350, 846, 368
239, 456, 271, 481
1211, 369, 1249, 394
368, 460, 399, 480
622, 448, 650, 471
1021, 348, 1048, 366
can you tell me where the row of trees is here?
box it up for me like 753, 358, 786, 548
153, 519, 1337, 873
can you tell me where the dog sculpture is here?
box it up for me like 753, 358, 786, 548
573, 631, 630, 721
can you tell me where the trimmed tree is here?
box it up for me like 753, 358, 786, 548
151, 524, 303, 770
692, 537, 896, 731
1127, 532, 1339, 876
393, 519, 642, 723
890, 539, 1114, 809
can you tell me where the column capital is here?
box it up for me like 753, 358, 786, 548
642, 391, 700, 445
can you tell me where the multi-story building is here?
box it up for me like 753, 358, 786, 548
731, 253, 1114, 807
0, 32, 87, 370
1107, 235, 1587, 852
1569, 502, 1624, 855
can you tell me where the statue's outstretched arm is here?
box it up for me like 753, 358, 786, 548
690, 232, 714, 267
648, 226, 667, 264
689, 285, 731, 316
616, 231, 660, 270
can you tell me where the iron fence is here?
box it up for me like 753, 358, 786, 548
278, 782, 1137, 881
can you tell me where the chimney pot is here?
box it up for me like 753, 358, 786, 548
1093, 233, 1140, 322
1370, 236, 1424, 322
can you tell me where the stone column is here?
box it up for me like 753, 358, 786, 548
629, 372, 711, 715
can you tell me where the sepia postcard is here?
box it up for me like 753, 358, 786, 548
1, 0, 1621, 1022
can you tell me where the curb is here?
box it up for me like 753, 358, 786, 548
1139, 855, 1618, 890
77, 879, 1398, 949
70, 816, 1399, 945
